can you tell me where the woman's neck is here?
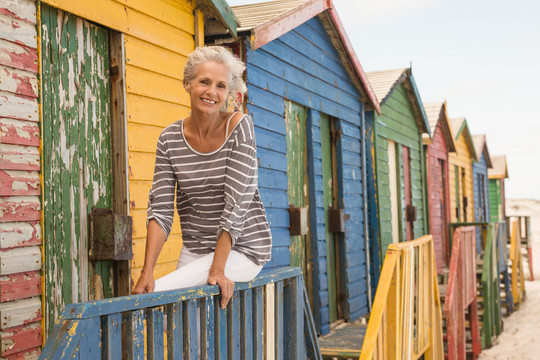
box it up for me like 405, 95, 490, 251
186, 110, 224, 139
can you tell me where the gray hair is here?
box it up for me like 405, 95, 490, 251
183, 46, 247, 98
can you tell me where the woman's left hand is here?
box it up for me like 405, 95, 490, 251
208, 270, 235, 309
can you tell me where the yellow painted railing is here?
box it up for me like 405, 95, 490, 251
359, 235, 444, 360
510, 220, 526, 305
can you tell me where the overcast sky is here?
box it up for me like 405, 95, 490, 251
228, 0, 540, 200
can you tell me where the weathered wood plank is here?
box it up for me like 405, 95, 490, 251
182, 300, 196, 359
0, 221, 40, 249
215, 296, 227, 359
0, 195, 40, 222
227, 292, 240, 360
0, 322, 41, 357
165, 303, 182, 360
0, 39, 37, 73
240, 289, 252, 360
77, 317, 101, 360
274, 281, 284, 360
0, 0, 36, 25
103, 313, 122, 360
0, 65, 37, 98
0, 13, 36, 48
0, 271, 40, 302
0, 170, 39, 196
200, 297, 215, 360
0, 246, 40, 275
126, 309, 144, 360
0, 297, 40, 329
146, 307, 164, 360
0, 143, 39, 170
0, 118, 39, 146
252, 287, 263, 360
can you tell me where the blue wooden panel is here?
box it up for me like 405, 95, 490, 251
166, 303, 182, 360
274, 281, 284, 360
78, 317, 101, 360
227, 292, 240, 359
248, 104, 287, 135
256, 147, 287, 172
254, 126, 287, 153
265, 208, 289, 228
200, 297, 215, 360
146, 307, 164, 360
246, 85, 285, 117
296, 18, 343, 62
283, 277, 303, 359
215, 296, 227, 360
258, 188, 289, 208
240, 289, 253, 359
103, 313, 122, 360
40, 320, 85, 360
258, 167, 288, 190
183, 300, 197, 359
252, 287, 264, 360
127, 309, 145, 360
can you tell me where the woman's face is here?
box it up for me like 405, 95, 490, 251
185, 61, 230, 115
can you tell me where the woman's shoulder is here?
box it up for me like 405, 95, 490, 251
158, 119, 183, 140
228, 112, 254, 140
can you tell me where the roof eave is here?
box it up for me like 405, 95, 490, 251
404, 71, 431, 136
441, 102, 457, 152
202, 0, 239, 37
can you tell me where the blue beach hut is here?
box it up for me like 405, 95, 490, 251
208, 0, 379, 334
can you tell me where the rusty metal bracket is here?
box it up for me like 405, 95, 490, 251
89, 208, 133, 261
289, 206, 309, 236
406, 205, 417, 222
328, 207, 349, 233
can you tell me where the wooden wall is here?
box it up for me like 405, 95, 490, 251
449, 131, 474, 223
373, 83, 427, 259
244, 15, 369, 334
0, 0, 42, 358
489, 178, 503, 222
425, 123, 450, 273
40, 0, 199, 282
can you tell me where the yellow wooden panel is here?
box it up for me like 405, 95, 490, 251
132, 235, 182, 268
130, 180, 152, 210
128, 123, 165, 153
114, 0, 194, 32
42, 0, 194, 54
127, 93, 188, 127
131, 261, 180, 285
131, 208, 181, 239
125, 35, 187, 80
449, 135, 475, 222
126, 64, 189, 104
129, 152, 155, 181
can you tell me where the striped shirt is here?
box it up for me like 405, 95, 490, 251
147, 114, 272, 266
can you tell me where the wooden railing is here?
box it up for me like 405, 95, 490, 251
479, 223, 502, 348
444, 226, 481, 359
359, 235, 444, 360
495, 221, 514, 313
39, 267, 322, 360
510, 219, 526, 305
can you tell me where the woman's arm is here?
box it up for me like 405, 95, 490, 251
132, 220, 167, 294
207, 230, 235, 308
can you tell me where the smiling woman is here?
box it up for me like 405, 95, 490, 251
132, 47, 272, 309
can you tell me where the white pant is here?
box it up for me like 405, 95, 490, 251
154, 246, 263, 292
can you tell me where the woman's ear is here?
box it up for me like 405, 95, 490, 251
184, 81, 191, 93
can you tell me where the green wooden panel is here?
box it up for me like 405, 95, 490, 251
285, 101, 308, 274
42, 5, 114, 335
489, 179, 501, 222
320, 114, 338, 323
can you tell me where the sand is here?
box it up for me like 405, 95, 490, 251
479, 199, 540, 360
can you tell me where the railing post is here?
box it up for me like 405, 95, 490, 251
284, 276, 304, 359
201, 296, 216, 360
127, 309, 145, 360
274, 281, 284, 360
103, 313, 122, 360
165, 303, 182, 360
146, 307, 164, 360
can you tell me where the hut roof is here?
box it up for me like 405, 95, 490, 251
198, 0, 239, 37
422, 101, 456, 151
450, 117, 478, 162
366, 68, 431, 135
228, 0, 380, 114
472, 134, 493, 168
488, 155, 509, 179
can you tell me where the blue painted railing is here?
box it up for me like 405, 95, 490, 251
39, 267, 322, 360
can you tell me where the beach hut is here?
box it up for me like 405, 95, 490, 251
488, 155, 509, 222
472, 134, 493, 249
448, 118, 478, 223
423, 101, 456, 273
0, 0, 237, 355
208, 0, 380, 334
365, 68, 431, 289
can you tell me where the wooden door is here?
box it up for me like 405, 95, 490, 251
439, 159, 449, 265
402, 146, 413, 241
41, 5, 115, 333
320, 114, 342, 322
285, 101, 310, 278
388, 140, 400, 243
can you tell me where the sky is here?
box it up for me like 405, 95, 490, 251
227, 0, 540, 200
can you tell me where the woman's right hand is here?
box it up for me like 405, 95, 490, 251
132, 269, 155, 294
